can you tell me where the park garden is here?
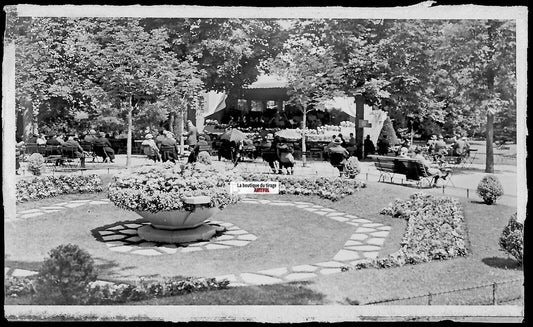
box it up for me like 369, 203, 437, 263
5, 15, 523, 312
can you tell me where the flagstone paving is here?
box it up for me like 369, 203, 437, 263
9, 197, 392, 288
14, 198, 112, 220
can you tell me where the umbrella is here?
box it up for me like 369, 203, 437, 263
220, 128, 246, 142
275, 129, 302, 141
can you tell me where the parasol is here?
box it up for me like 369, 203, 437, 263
275, 129, 302, 141
220, 128, 246, 142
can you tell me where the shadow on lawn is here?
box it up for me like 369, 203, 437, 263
482, 257, 522, 270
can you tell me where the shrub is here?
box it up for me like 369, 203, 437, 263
476, 175, 504, 205
108, 162, 240, 212
499, 213, 523, 265
197, 151, 212, 165
27, 153, 45, 175
34, 244, 97, 304
343, 156, 361, 178
240, 173, 366, 201
16, 174, 103, 203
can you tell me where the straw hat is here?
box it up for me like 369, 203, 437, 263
431, 135, 437, 140
145, 133, 153, 139
400, 147, 408, 155
89, 129, 97, 135
333, 138, 342, 144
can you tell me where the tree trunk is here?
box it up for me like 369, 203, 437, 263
485, 111, 494, 173
179, 109, 185, 154
126, 96, 133, 169
301, 107, 307, 167
169, 112, 175, 133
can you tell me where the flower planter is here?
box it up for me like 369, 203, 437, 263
136, 207, 221, 230
136, 196, 225, 243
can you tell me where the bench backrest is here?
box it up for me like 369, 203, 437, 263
197, 144, 212, 153
371, 155, 430, 180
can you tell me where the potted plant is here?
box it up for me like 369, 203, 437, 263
108, 162, 240, 231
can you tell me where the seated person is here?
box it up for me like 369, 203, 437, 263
413, 147, 450, 186
160, 131, 179, 163
328, 138, 349, 176
188, 135, 209, 163
276, 143, 294, 175
61, 135, 86, 168
93, 132, 115, 163
84, 129, 98, 144
141, 133, 161, 162
261, 136, 280, 174
323, 135, 338, 160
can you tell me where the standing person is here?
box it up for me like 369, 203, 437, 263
62, 135, 86, 168
230, 140, 243, 168
363, 135, 375, 159
377, 135, 390, 155
93, 132, 116, 163
15, 136, 25, 175
185, 120, 198, 149
141, 133, 161, 162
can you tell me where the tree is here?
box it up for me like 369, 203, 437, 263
435, 20, 516, 173
74, 18, 180, 167
265, 31, 345, 165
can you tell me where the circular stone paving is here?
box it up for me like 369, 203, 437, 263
93, 220, 258, 256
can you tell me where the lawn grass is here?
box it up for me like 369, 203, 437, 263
8, 178, 522, 305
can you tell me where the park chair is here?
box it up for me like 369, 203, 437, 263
44, 145, 63, 168
309, 146, 324, 161
92, 144, 109, 163
197, 143, 214, 156
160, 145, 178, 163
79, 141, 98, 162
59, 147, 86, 170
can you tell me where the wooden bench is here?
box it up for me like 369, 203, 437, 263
369, 155, 447, 188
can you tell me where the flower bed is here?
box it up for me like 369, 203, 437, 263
5, 275, 229, 304
108, 163, 240, 212
240, 173, 366, 201
350, 193, 468, 270
16, 174, 103, 203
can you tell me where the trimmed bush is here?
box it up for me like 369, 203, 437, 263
34, 244, 97, 304
27, 153, 45, 176
16, 174, 103, 203
499, 213, 523, 265
476, 175, 504, 205
344, 156, 361, 178
240, 173, 366, 201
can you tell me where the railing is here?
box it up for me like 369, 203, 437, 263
366, 278, 523, 305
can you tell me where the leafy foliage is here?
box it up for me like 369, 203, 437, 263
499, 213, 523, 265
34, 244, 97, 304
108, 162, 240, 212
16, 174, 103, 203
476, 175, 504, 204
351, 193, 468, 271
27, 153, 45, 176
240, 173, 366, 201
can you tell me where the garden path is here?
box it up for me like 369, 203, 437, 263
9, 197, 391, 287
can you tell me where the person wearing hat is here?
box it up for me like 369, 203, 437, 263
434, 134, 448, 158
93, 132, 115, 163
329, 138, 349, 176
46, 132, 61, 146
160, 130, 178, 163
142, 133, 161, 162
413, 147, 450, 187
62, 135, 86, 168
188, 135, 209, 164
184, 120, 198, 148
84, 129, 98, 144
452, 135, 468, 162
36, 133, 47, 145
